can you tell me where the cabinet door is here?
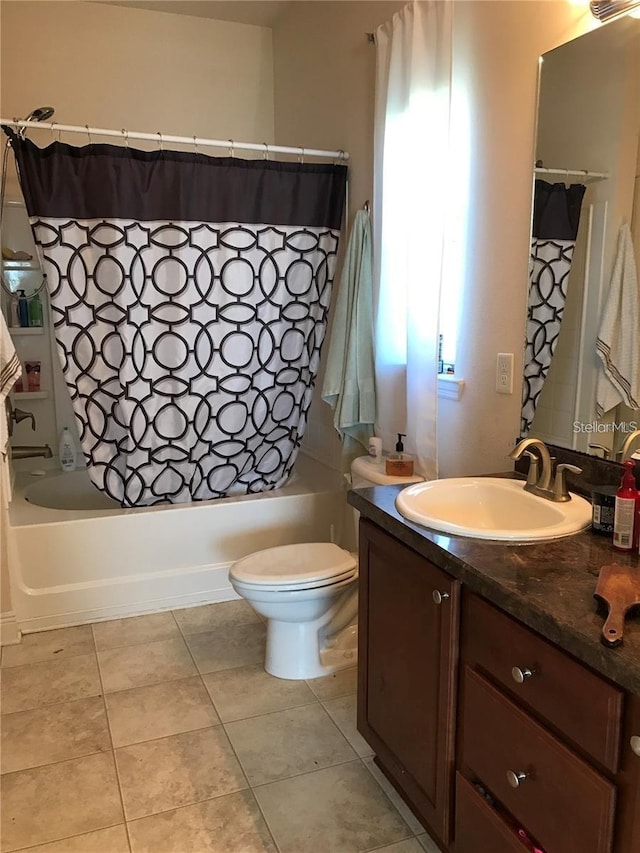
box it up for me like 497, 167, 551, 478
615, 693, 640, 852
357, 519, 459, 846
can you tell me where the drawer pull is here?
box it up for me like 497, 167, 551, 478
631, 736, 640, 757
432, 590, 450, 605
506, 770, 528, 788
511, 666, 534, 684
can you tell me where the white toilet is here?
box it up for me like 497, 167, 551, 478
228, 455, 423, 680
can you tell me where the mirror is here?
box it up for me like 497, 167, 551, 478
523, 17, 640, 460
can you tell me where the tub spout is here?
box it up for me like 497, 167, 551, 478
12, 444, 53, 459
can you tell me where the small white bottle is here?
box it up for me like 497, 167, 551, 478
59, 427, 77, 472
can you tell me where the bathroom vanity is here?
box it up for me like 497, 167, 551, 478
350, 486, 640, 853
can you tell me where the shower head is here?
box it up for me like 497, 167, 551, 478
18, 106, 55, 137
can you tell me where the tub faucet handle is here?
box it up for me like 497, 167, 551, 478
6, 403, 36, 436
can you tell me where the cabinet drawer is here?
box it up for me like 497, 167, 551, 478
455, 773, 534, 853
461, 667, 615, 853
462, 592, 622, 771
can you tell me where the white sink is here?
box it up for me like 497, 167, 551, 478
395, 477, 592, 541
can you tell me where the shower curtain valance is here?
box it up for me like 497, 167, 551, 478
8, 134, 346, 228
6, 131, 348, 507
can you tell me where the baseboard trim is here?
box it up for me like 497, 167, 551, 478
0, 611, 22, 646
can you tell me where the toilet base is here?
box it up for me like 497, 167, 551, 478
265, 618, 357, 680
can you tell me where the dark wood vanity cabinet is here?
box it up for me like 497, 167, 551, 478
616, 692, 640, 851
357, 519, 460, 847
356, 520, 640, 853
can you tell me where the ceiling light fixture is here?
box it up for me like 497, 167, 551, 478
590, 0, 640, 21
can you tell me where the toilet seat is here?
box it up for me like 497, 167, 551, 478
230, 542, 356, 592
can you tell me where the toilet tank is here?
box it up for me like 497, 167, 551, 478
345, 456, 424, 551
350, 455, 424, 488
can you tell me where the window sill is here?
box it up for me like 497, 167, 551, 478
438, 374, 465, 401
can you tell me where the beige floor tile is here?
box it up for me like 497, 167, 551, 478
322, 693, 374, 757
184, 622, 266, 673
368, 839, 428, 853
17, 825, 130, 853
0, 653, 101, 715
202, 663, 316, 722
128, 790, 276, 853
106, 676, 219, 747
225, 703, 356, 786
173, 599, 259, 635
0, 752, 123, 852
1, 696, 110, 774
306, 665, 357, 700
363, 757, 427, 836
1, 626, 94, 669
92, 611, 179, 651
254, 761, 412, 853
115, 726, 247, 820
97, 638, 196, 694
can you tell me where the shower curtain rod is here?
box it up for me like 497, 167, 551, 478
535, 166, 608, 180
0, 118, 350, 161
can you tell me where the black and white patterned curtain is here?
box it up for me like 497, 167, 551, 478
521, 180, 586, 435
7, 131, 347, 506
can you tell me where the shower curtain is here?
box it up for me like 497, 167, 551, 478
521, 180, 586, 435
6, 131, 347, 506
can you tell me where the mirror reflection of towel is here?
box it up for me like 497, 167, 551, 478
596, 224, 640, 416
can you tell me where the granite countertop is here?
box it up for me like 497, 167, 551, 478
348, 484, 640, 696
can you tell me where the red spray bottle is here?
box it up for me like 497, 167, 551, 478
613, 459, 638, 552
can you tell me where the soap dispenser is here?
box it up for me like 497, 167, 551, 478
385, 433, 415, 477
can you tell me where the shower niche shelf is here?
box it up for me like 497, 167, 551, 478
8, 326, 45, 336
13, 391, 49, 400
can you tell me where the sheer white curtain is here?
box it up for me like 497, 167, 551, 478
373, 0, 453, 480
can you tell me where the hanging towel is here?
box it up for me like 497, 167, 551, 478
1, 310, 21, 506
1, 311, 20, 450
321, 208, 376, 461
595, 223, 640, 417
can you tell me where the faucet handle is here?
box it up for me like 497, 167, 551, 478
553, 463, 582, 502
589, 444, 611, 459
523, 450, 539, 487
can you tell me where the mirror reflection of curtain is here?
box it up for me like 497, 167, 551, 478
521, 180, 586, 435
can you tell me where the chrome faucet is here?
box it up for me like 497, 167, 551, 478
11, 444, 53, 460
509, 438, 582, 502
616, 429, 640, 461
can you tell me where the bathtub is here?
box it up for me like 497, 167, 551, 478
7, 453, 347, 633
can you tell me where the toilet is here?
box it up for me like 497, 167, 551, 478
229, 455, 424, 680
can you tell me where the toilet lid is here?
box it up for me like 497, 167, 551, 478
230, 542, 356, 587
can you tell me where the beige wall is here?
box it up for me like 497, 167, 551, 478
442, 1, 596, 476
273, 1, 597, 476
0, 0, 275, 199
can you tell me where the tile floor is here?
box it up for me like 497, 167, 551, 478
0, 600, 442, 853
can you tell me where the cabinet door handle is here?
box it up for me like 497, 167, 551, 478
432, 590, 450, 605
631, 736, 640, 757
511, 666, 534, 684
506, 770, 528, 788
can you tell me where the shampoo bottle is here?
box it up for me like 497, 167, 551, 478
613, 459, 637, 552
17, 290, 29, 327
59, 427, 77, 472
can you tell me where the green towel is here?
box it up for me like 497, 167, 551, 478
321, 208, 376, 464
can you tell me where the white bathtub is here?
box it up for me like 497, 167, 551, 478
8, 454, 347, 633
